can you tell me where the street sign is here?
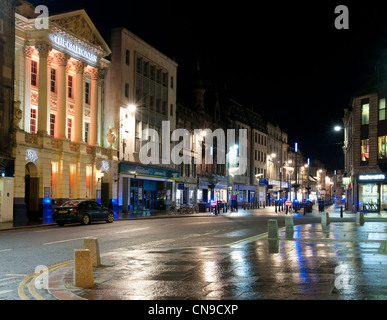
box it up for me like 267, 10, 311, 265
285, 201, 292, 207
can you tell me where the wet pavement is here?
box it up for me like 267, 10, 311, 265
47, 217, 387, 300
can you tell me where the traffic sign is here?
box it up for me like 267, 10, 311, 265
285, 201, 292, 207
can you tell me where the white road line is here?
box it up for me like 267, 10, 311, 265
0, 290, 13, 295
0, 249, 11, 253
0, 276, 22, 282
43, 237, 83, 245
115, 227, 150, 234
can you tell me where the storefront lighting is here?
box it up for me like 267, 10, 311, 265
128, 104, 136, 113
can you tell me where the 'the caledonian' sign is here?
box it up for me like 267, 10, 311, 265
358, 174, 386, 181
49, 33, 98, 64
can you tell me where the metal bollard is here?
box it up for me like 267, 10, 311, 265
74, 249, 94, 288
340, 206, 343, 218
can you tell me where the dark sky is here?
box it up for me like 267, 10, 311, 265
28, 0, 387, 170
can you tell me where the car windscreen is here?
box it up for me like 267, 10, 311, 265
61, 200, 84, 207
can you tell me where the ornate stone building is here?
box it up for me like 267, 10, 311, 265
13, 3, 117, 220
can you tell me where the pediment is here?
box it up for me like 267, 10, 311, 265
49, 10, 111, 55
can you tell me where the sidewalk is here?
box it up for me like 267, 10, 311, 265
45, 214, 387, 300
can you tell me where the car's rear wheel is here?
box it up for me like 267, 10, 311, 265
106, 212, 114, 223
81, 214, 90, 225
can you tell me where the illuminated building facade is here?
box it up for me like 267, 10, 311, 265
13, 3, 117, 220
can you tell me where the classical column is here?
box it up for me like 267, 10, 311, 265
73, 61, 86, 143
89, 68, 99, 146
35, 42, 51, 135
23, 46, 34, 132
53, 53, 70, 140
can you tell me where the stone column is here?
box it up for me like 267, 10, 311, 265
89, 67, 99, 146
35, 42, 51, 135
23, 46, 34, 132
53, 53, 70, 140
73, 61, 86, 143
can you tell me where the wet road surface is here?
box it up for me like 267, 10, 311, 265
49, 221, 387, 300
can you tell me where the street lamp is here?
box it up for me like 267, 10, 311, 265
334, 125, 343, 132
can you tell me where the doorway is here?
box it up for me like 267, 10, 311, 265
25, 162, 39, 213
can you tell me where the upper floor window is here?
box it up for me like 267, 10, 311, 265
85, 82, 90, 104
125, 50, 130, 65
379, 98, 386, 121
50, 68, 56, 93
362, 103, 369, 125
361, 139, 369, 162
68, 75, 73, 98
31, 60, 38, 86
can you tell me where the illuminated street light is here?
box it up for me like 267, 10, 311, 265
334, 125, 342, 131
128, 104, 136, 113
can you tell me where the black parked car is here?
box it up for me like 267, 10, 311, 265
53, 200, 114, 226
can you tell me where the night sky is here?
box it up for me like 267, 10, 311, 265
27, 1, 387, 170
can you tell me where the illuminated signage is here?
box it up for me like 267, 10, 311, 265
49, 33, 97, 65
342, 177, 351, 185
358, 174, 386, 181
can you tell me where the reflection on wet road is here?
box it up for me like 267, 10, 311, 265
64, 222, 387, 300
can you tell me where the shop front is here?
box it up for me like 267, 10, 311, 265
119, 163, 179, 212
198, 175, 228, 204
357, 173, 387, 212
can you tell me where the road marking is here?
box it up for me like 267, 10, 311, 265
115, 227, 150, 234
43, 238, 83, 245
0, 276, 22, 282
0, 249, 11, 253
0, 290, 13, 296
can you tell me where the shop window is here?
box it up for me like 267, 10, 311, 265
361, 103, 369, 125
361, 139, 369, 162
358, 183, 379, 212
379, 98, 386, 121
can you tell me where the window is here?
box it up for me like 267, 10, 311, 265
156, 99, 161, 113
379, 136, 387, 159
30, 108, 37, 134
150, 96, 154, 111
255, 149, 257, 161
361, 139, 369, 162
125, 50, 130, 65
143, 61, 149, 77
84, 122, 89, 144
85, 82, 90, 104
68, 75, 73, 98
31, 60, 38, 86
156, 69, 161, 83
170, 76, 174, 89
380, 98, 386, 121
150, 65, 155, 80
50, 68, 56, 93
162, 101, 167, 115
162, 73, 168, 87
125, 83, 129, 98
50, 114, 55, 136
136, 57, 142, 73
362, 103, 370, 125
68, 118, 72, 140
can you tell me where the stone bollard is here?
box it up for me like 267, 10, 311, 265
321, 212, 330, 226
74, 249, 94, 288
356, 212, 365, 225
83, 237, 101, 267
268, 219, 279, 239
285, 216, 294, 238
